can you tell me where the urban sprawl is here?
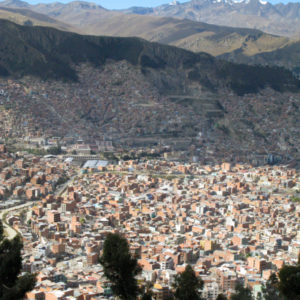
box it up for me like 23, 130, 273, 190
0, 144, 299, 300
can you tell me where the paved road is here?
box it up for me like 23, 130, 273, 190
0, 202, 35, 239
0, 173, 78, 240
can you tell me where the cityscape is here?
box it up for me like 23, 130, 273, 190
0, 0, 300, 299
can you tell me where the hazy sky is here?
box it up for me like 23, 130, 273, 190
28, 0, 300, 9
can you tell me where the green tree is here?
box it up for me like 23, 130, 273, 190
173, 265, 203, 300
47, 146, 63, 155
216, 294, 227, 300
0, 220, 36, 300
278, 264, 300, 300
262, 273, 281, 300
99, 233, 141, 300
256, 292, 263, 300
230, 283, 253, 300
141, 292, 152, 300
141, 281, 153, 300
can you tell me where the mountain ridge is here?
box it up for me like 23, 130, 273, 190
0, 18, 299, 96
0, 19, 298, 161
1, 0, 300, 74
121, 0, 300, 37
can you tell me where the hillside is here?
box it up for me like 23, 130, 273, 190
68, 13, 291, 57
0, 5, 75, 31
0, 20, 299, 161
1, 0, 300, 73
219, 40, 300, 75
0, 0, 294, 55
123, 0, 300, 38
0, 19, 298, 96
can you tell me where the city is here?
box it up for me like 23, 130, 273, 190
1, 141, 299, 299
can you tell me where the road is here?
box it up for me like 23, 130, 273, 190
0, 202, 35, 239
0, 172, 79, 240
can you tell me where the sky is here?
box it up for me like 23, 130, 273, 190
27, 0, 300, 9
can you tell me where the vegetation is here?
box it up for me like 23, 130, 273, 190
278, 263, 300, 300
230, 283, 253, 300
47, 146, 64, 155
173, 265, 204, 300
262, 273, 281, 300
0, 220, 36, 300
141, 292, 152, 300
99, 233, 141, 300
291, 196, 300, 203
216, 294, 227, 300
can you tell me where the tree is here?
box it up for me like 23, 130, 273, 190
262, 273, 281, 300
173, 265, 203, 300
278, 264, 300, 300
216, 294, 227, 300
47, 146, 63, 155
256, 292, 263, 300
0, 220, 36, 300
141, 292, 152, 300
230, 283, 253, 300
141, 281, 153, 300
99, 233, 141, 300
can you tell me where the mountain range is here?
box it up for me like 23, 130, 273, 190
1, 18, 298, 95
123, 0, 300, 38
0, 19, 299, 160
1, 0, 300, 75
3, 0, 300, 38
0, 2, 299, 158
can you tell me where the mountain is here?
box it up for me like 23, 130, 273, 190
219, 39, 300, 75
0, 0, 29, 8
0, 0, 111, 33
123, 0, 300, 38
0, 19, 298, 94
64, 13, 291, 57
32, 1, 109, 27
0, 5, 75, 31
0, 0, 299, 73
0, 19, 299, 160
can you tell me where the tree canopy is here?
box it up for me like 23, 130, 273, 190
99, 232, 141, 300
173, 264, 204, 300
230, 283, 253, 300
278, 264, 300, 300
0, 220, 36, 300
262, 273, 281, 300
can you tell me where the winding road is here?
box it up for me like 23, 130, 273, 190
0, 172, 79, 240
0, 202, 35, 239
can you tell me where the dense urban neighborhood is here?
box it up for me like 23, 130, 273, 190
0, 1, 300, 298
1, 140, 299, 299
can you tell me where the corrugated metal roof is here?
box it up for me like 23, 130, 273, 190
82, 160, 108, 169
